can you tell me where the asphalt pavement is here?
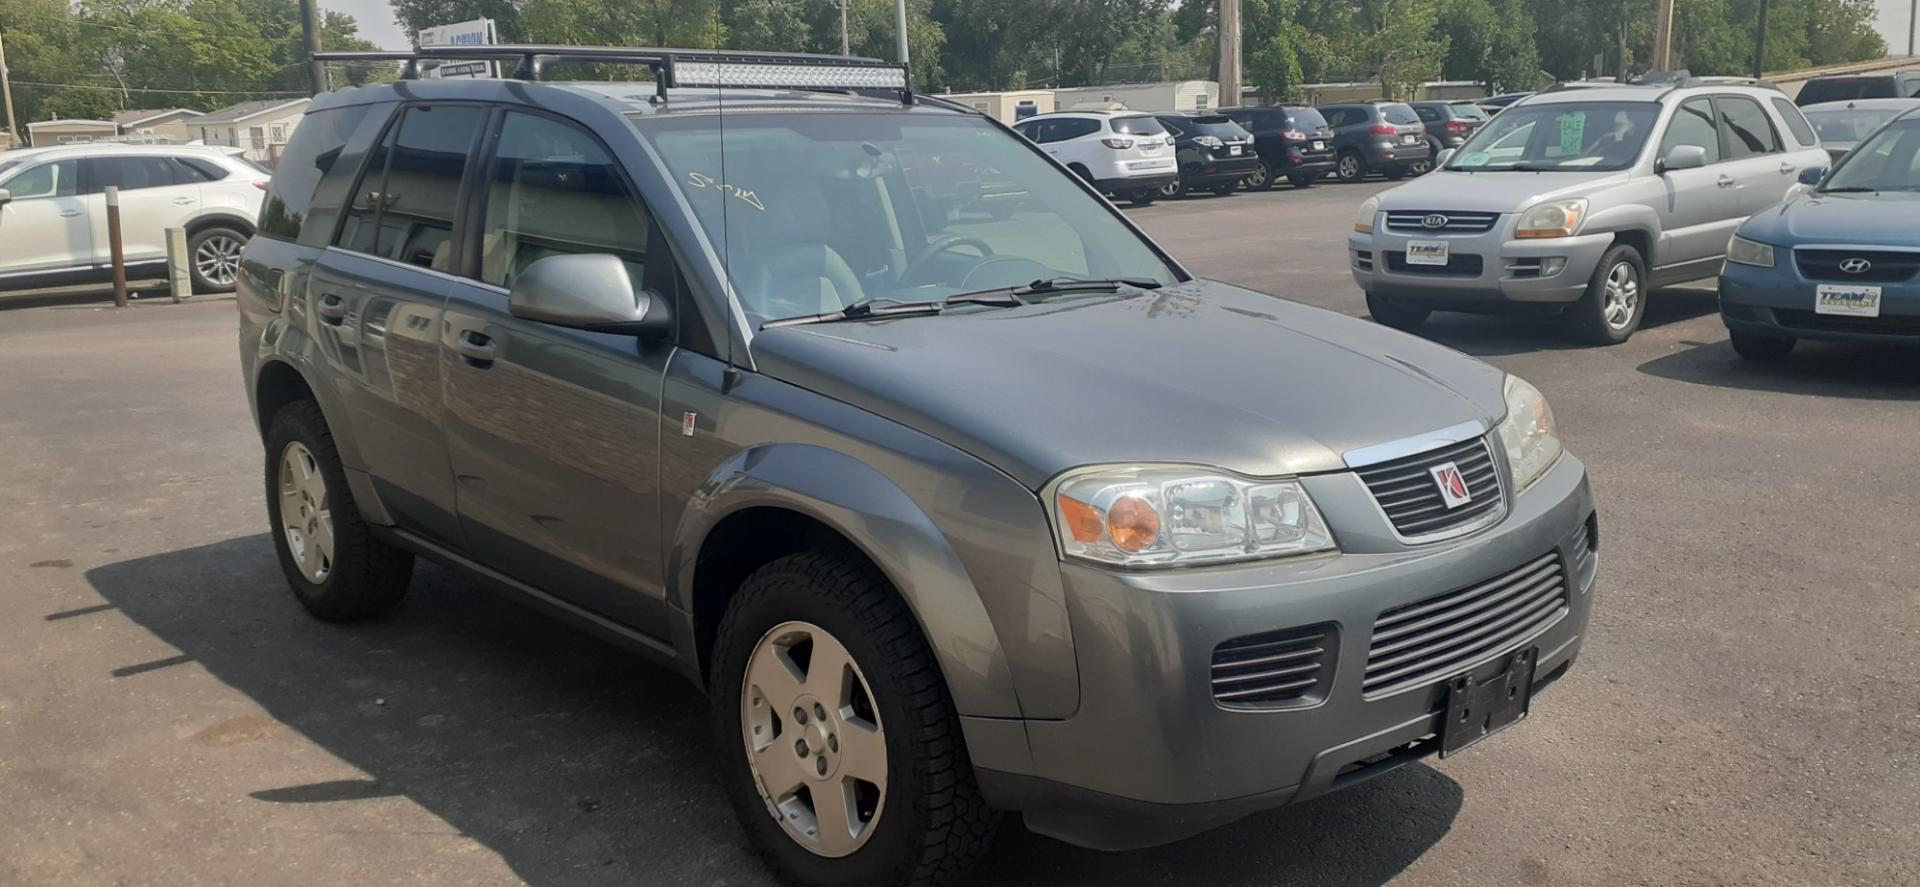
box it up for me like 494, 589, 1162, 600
2, 180, 1916, 887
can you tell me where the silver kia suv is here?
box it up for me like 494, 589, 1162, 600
240, 44, 1598, 887
1350, 81, 1827, 343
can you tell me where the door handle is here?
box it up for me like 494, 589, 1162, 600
173, 197, 195, 205
1716, 175, 1736, 188
316, 293, 348, 325
455, 330, 496, 367
58, 209, 82, 218
1779, 162, 1794, 175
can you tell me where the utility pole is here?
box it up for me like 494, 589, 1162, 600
1652, 0, 1675, 72
894, 0, 909, 67
1752, 0, 1770, 79
1910, 0, 1916, 56
0, 32, 19, 150
840, 0, 850, 56
1218, 0, 1242, 106
299, 0, 327, 95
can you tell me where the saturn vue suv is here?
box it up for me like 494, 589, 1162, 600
240, 45, 1599, 887
1352, 83, 1827, 343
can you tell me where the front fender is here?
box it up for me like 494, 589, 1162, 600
667, 443, 1025, 720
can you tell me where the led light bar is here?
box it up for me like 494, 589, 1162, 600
672, 60, 909, 91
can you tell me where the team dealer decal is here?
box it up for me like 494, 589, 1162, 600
685, 172, 767, 211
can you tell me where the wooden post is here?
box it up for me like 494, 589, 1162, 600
166, 228, 192, 303
1652, 0, 1676, 73
0, 32, 19, 150
107, 186, 129, 309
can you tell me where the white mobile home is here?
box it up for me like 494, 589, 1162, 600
938, 90, 1057, 124
1050, 81, 1220, 113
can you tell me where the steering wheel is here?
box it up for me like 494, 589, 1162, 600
905, 235, 996, 279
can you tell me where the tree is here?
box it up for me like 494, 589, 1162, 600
388, 0, 522, 43
1435, 0, 1495, 83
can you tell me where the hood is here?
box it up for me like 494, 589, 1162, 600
1377, 168, 1630, 213
750, 280, 1508, 490
1741, 190, 1920, 245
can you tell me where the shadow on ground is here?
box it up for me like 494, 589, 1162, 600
1405, 287, 1719, 358
85, 535, 1460, 886
1637, 337, 1920, 400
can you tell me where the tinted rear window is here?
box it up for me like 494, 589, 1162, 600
1381, 104, 1421, 125
258, 104, 378, 241
1449, 103, 1488, 119
1797, 77, 1898, 105
1285, 108, 1329, 129
1112, 116, 1167, 135
1178, 116, 1250, 136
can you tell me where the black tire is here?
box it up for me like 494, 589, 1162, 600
1383, 165, 1409, 180
187, 226, 249, 294
711, 551, 997, 887
1336, 150, 1368, 182
263, 400, 412, 621
1126, 190, 1157, 207
1067, 163, 1093, 183
1288, 173, 1317, 188
1159, 175, 1189, 199
1243, 162, 1276, 191
1729, 328, 1797, 362
1366, 291, 1432, 331
1209, 182, 1237, 196
1568, 243, 1648, 345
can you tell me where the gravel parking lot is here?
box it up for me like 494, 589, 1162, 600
2, 181, 1916, 887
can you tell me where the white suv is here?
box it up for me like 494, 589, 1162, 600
1012, 111, 1179, 206
0, 144, 269, 293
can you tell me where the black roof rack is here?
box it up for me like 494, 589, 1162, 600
311, 44, 913, 104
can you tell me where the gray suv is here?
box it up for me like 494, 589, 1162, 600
1351, 83, 1827, 343
240, 45, 1598, 887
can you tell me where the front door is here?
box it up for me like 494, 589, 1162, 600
79, 155, 198, 262
1653, 97, 1739, 272
0, 160, 92, 274
440, 109, 674, 635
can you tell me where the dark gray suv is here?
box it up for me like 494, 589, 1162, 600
240, 45, 1598, 887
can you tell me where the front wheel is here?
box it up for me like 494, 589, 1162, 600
711, 551, 997, 887
188, 226, 249, 293
1243, 162, 1275, 191
1126, 190, 1157, 207
1729, 328, 1797, 361
1568, 244, 1648, 345
1366, 291, 1432, 332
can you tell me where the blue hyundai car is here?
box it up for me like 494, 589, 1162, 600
1719, 108, 1920, 360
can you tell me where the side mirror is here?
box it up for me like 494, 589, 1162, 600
0, 188, 11, 208
507, 253, 669, 338
1433, 148, 1455, 168
1660, 145, 1707, 172
1797, 166, 1826, 186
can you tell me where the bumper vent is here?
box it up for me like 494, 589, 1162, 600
1211, 624, 1335, 708
1363, 552, 1569, 696
1385, 210, 1499, 234
1384, 252, 1484, 277
1794, 249, 1920, 283
1355, 436, 1504, 540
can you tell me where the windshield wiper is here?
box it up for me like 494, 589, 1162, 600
1011, 276, 1164, 296
1818, 186, 1878, 193
763, 291, 1025, 328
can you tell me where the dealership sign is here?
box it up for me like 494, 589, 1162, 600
418, 19, 499, 79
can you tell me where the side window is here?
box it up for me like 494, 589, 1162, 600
336, 104, 486, 270
1159, 117, 1185, 136
1770, 98, 1816, 147
4, 160, 77, 199
1012, 121, 1039, 142
479, 112, 650, 290
1057, 118, 1099, 140
83, 156, 178, 193
1717, 96, 1781, 159
174, 157, 230, 182
1659, 98, 1722, 165
1416, 106, 1439, 122
258, 103, 377, 241
1025, 121, 1058, 144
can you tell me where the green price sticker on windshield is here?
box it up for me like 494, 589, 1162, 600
1558, 113, 1587, 156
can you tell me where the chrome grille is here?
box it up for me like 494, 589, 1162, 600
1211, 624, 1334, 708
1794, 248, 1920, 283
1354, 436, 1503, 540
1364, 552, 1568, 696
1384, 210, 1500, 234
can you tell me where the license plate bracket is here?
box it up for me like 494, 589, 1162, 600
1815, 284, 1882, 317
1439, 646, 1538, 758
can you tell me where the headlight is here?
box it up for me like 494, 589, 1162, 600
1194, 135, 1223, 147
1050, 466, 1336, 567
1515, 198, 1588, 239
1354, 196, 1380, 234
1495, 375, 1563, 494
1726, 234, 1775, 268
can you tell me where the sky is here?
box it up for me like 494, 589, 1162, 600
1875, 0, 1917, 57
327, 0, 410, 51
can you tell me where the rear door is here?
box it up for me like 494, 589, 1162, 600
307, 102, 490, 546
0, 159, 91, 273
1652, 97, 1736, 270
439, 108, 675, 634
1714, 94, 1794, 215
79, 154, 198, 262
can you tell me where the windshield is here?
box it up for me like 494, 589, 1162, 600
1448, 103, 1488, 120
1112, 116, 1166, 136
1822, 119, 1920, 192
1445, 102, 1658, 171
1805, 107, 1903, 144
638, 112, 1179, 325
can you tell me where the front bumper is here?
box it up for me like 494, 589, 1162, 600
1720, 258, 1920, 342
1350, 222, 1615, 307
974, 453, 1597, 850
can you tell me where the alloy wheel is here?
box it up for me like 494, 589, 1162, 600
1159, 180, 1182, 198
1603, 261, 1640, 330
741, 621, 888, 858
277, 442, 333, 583
1339, 154, 1360, 179
195, 234, 244, 288
1245, 164, 1269, 188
